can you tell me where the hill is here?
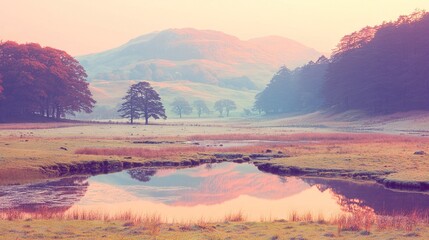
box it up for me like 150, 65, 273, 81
76, 29, 320, 118
78, 28, 320, 87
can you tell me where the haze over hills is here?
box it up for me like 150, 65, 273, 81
77, 28, 320, 118
79, 28, 320, 86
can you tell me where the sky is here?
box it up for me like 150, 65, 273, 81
1, 0, 429, 56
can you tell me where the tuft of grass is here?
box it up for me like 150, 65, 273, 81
143, 214, 162, 236
224, 210, 245, 222
334, 209, 376, 235
288, 211, 300, 222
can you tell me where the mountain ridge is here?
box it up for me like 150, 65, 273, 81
78, 28, 321, 86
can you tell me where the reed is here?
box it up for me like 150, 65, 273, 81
2, 208, 429, 235
224, 210, 245, 222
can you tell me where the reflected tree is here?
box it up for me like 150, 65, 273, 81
127, 168, 157, 182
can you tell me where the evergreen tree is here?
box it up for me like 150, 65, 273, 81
118, 85, 140, 124
118, 81, 166, 124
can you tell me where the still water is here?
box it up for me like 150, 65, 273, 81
1, 162, 429, 221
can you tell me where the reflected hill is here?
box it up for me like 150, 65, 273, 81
304, 177, 429, 215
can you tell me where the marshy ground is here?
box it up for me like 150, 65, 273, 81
1, 113, 429, 239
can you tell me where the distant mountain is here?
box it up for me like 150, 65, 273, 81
76, 28, 320, 118
78, 29, 320, 89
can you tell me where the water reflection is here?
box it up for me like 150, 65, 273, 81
1, 162, 429, 221
305, 178, 429, 215
0, 176, 88, 213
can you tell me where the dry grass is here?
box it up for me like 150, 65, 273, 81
224, 210, 246, 222
75, 146, 206, 158
0, 122, 87, 130
3, 208, 428, 236
186, 132, 423, 143
334, 210, 376, 235
376, 211, 429, 231
75, 145, 274, 158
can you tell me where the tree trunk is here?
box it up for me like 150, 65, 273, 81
130, 116, 134, 124
145, 117, 149, 125
56, 106, 61, 119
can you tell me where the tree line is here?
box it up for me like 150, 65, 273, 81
254, 56, 328, 114
118, 81, 238, 124
254, 11, 429, 115
170, 97, 237, 118
0, 41, 95, 122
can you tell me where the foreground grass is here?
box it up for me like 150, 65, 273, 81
1, 218, 428, 240
2, 208, 429, 239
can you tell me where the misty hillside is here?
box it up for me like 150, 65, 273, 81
254, 56, 329, 114
76, 28, 320, 118
78, 28, 320, 88
256, 11, 429, 115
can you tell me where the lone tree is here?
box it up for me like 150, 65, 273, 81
170, 97, 192, 118
214, 99, 237, 117
193, 99, 210, 117
118, 81, 166, 125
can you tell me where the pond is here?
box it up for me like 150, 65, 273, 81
1, 162, 429, 221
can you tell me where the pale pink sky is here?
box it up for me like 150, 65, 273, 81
1, 0, 428, 56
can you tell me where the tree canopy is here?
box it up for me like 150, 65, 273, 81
325, 10, 429, 114
118, 81, 166, 124
0, 41, 95, 122
214, 99, 237, 117
254, 56, 328, 114
170, 97, 192, 118
193, 99, 210, 117
254, 11, 429, 115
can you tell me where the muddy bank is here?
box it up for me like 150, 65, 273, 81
39, 153, 287, 178
7, 152, 429, 193
254, 162, 429, 192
